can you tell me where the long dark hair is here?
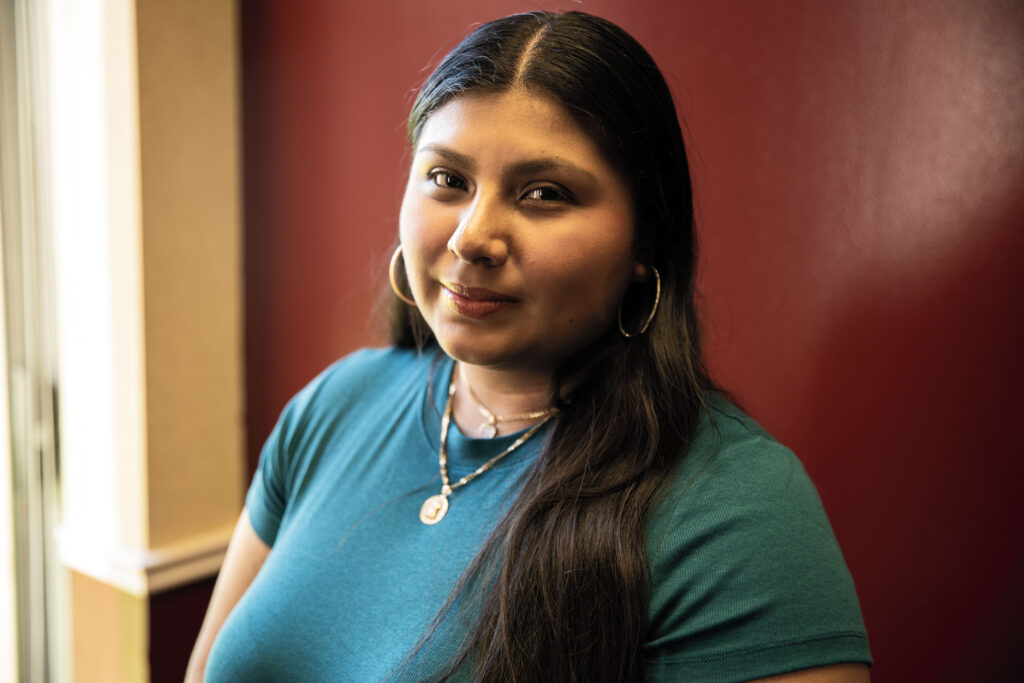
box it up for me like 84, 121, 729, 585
391, 11, 709, 681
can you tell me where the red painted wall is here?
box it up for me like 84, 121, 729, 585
241, 2, 1024, 680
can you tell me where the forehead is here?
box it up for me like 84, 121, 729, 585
415, 89, 615, 170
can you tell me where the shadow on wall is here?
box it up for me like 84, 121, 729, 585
694, 1, 1024, 680
802, 188, 1024, 681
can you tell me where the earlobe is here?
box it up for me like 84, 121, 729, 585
632, 262, 649, 282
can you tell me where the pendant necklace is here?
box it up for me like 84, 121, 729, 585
419, 366, 557, 525
464, 378, 558, 438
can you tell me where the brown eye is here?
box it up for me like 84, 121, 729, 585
522, 185, 575, 203
428, 170, 466, 190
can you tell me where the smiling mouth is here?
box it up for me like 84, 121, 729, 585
441, 281, 518, 318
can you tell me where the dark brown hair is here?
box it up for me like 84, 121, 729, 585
392, 11, 709, 681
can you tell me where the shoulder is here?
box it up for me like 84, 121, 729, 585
246, 345, 447, 544
304, 345, 441, 398
654, 395, 823, 528
264, 345, 446, 459
279, 346, 443, 421
645, 394, 871, 680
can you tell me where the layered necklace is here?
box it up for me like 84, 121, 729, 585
464, 379, 558, 438
419, 367, 557, 525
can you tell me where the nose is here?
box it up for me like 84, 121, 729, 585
447, 194, 509, 266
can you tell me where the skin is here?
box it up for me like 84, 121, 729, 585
186, 88, 870, 682
399, 88, 645, 434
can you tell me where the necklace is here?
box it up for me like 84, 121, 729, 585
419, 367, 557, 525
464, 376, 558, 438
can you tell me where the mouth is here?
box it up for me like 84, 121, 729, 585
440, 281, 518, 318
442, 281, 517, 302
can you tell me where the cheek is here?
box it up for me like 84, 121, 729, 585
398, 189, 451, 305
566, 224, 635, 290
397, 183, 420, 245
399, 185, 451, 249
542, 248, 634, 321
399, 191, 433, 263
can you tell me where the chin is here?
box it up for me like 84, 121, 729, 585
436, 337, 508, 367
432, 334, 532, 372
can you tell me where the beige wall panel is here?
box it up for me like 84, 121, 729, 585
70, 571, 147, 683
136, 0, 244, 548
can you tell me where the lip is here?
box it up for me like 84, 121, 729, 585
441, 280, 518, 318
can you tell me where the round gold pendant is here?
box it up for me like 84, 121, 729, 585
419, 494, 449, 525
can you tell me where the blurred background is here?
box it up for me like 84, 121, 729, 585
1, 0, 1021, 681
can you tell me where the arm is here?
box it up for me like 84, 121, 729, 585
751, 663, 870, 682
185, 508, 271, 683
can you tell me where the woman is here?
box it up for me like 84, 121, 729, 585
189, 11, 871, 682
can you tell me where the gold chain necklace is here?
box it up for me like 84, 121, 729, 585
464, 377, 558, 438
419, 367, 557, 525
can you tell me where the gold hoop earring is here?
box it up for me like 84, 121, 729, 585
389, 245, 417, 306
617, 266, 661, 338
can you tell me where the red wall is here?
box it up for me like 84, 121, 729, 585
242, 2, 1024, 680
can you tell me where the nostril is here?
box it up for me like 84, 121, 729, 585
449, 199, 510, 265
448, 231, 505, 266
447, 234, 471, 261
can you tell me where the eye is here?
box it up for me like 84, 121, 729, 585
521, 184, 576, 204
427, 169, 467, 190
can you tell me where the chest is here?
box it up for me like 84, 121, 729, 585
211, 420, 530, 681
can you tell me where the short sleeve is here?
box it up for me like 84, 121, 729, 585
644, 407, 871, 682
244, 360, 342, 546
245, 410, 290, 546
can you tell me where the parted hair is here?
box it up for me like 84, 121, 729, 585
390, 11, 709, 682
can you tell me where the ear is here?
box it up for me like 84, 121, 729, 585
633, 225, 655, 281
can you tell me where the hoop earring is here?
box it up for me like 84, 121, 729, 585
617, 266, 661, 338
389, 245, 417, 306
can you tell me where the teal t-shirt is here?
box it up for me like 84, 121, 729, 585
206, 347, 870, 681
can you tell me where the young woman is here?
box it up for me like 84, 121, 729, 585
189, 11, 871, 682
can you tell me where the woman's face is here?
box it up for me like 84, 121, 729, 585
399, 88, 641, 376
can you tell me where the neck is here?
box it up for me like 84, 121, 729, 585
452, 362, 554, 438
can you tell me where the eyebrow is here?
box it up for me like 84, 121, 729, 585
419, 144, 475, 172
417, 144, 597, 184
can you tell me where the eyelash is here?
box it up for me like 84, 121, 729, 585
521, 186, 575, 203
427, 170, 467, 191
426, 169, 576, 204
